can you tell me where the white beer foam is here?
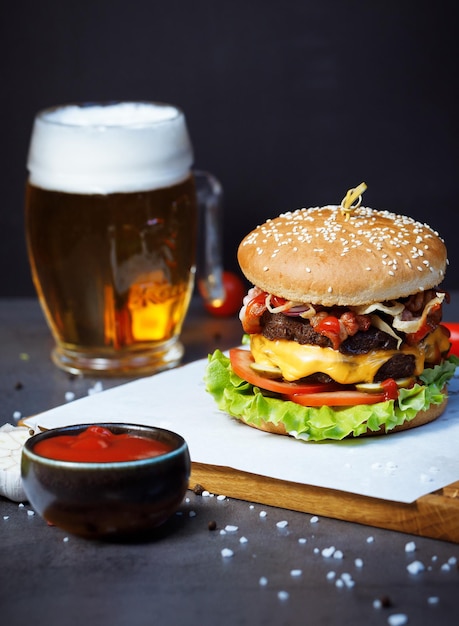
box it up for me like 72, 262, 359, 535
27, 102, 194, 194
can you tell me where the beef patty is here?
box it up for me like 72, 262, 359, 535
260, 312, 415, 382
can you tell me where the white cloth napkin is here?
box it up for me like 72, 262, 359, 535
0, 424, 33, 502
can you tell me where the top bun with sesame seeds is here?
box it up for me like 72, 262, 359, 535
204, 185, 456, 442
237, 204, 448, 307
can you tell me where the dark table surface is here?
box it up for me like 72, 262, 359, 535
2, 296, 459, 626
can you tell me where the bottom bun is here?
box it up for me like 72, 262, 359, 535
371, 396, 447, 436
237, 396, 448, 440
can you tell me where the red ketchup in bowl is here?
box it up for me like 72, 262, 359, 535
33, 425, 173, 462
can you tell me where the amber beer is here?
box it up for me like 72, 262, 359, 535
25, 103, 202, 375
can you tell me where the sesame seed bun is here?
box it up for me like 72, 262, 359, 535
237, 205, 448, 306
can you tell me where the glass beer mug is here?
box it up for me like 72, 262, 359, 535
25, 102, 223, 376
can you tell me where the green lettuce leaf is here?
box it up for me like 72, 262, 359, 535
204, 350, 459, 442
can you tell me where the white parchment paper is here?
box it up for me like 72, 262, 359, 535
23, 358, 459, 504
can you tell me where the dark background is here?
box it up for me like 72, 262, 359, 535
1, 0, 457, 297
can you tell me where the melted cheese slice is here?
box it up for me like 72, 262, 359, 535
250, 326, 450, 385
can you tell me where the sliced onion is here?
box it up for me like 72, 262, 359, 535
239, 286, 264, 322
393, 293, 445, 334
265, 294, 310, 315
353, 301, 404, 317
370, 314, 403, 349
286, 305, 316, 318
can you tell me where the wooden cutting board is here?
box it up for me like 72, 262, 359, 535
190, 463, 459, 544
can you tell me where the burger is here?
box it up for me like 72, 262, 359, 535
205, 184, 458, 441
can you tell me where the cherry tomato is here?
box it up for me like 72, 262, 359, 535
229, 348, 339, 395
204, 271, 246, 317
442, 322, 459, 357
284, 389, 386, 407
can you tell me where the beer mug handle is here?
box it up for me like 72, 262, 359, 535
194, 170, 225, 305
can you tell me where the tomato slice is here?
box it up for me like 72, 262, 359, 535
229, 348, 339, 395
285, 389, 386, 407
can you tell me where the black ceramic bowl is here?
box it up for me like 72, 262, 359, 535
21, 423, 190, 539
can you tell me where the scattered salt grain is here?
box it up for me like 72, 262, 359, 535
259, 510, 267, 518
88, 381, 103, 395
259, 576, 268, 586
188, 510, 196, 518
404, 541, 416, 553
276, 520, 288, 529
65, 391, 75, 402
3, 516, 9, 520
354, 558, 364, 568
326, 571, 336, 581
13, 411, 22, 420
290, 569, 302, 577
217, 495, 227, 501
298, 538, 307, 544
406, 560, 425, 575
278, 591, 289, 601
310, 515, 319, 524
63, 537, 69, 543
27, 510, 35, 516
427, 596, 439, 605
18, 503, 24, 508
385, 461, 398, 473
448, 556, 457, 565
440, 563, 451, 572
225, 525, 238, 532
322, 546, 335, 558
219, 530, 226, 535
239, 536, 248, 544
366, 536, 375, 543
221, 548, 234, 558
333, 550, 344, 560
340, 573, 355, 588
202, 490, 211, 497
387, 614, 408, 626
